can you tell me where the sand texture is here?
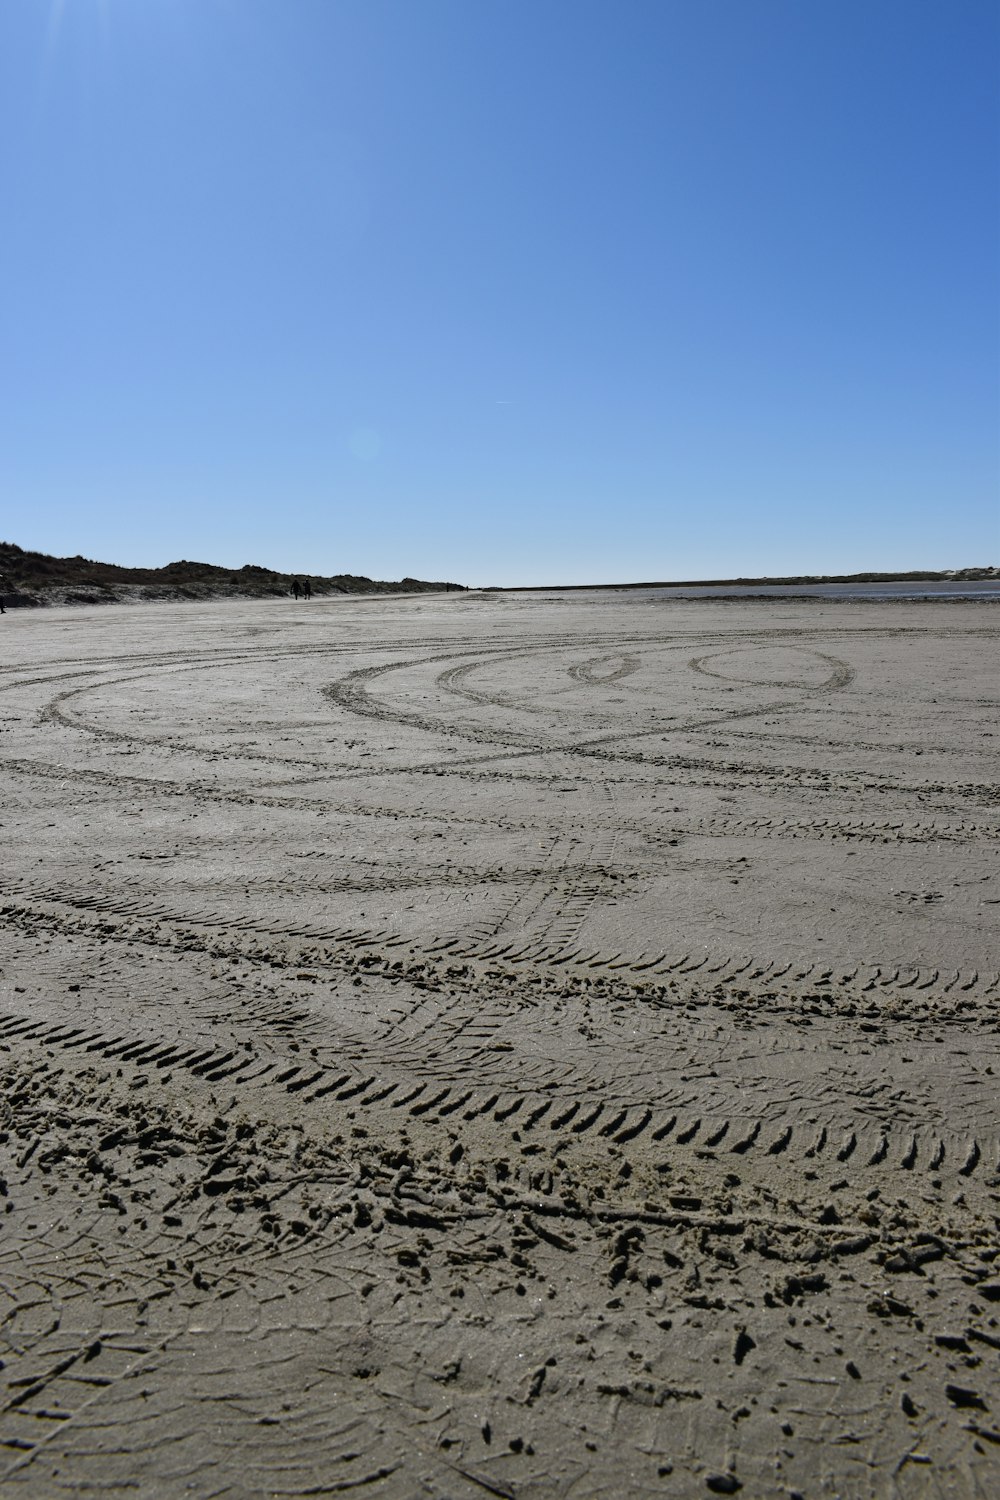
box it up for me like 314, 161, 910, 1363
1, 591, 998, 1498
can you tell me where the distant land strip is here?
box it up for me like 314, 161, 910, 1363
496, 566, 998, 592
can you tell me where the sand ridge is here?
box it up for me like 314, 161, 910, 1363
1, 590, 998, 1497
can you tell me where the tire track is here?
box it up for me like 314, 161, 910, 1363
566, 653, 642, 685
6, 879, 998, 1016
2, 1008, 993, 1191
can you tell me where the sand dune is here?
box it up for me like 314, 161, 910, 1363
1, 589, 997, 1497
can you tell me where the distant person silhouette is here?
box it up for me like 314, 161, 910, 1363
291, 579, 301, 599
303, 578, 312, 600
0, 575, 6, 614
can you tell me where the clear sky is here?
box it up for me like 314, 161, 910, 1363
2, 0, 997, 585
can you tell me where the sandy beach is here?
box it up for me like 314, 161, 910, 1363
1, 588, 997, 1498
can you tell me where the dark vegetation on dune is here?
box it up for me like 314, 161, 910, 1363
0, 542, 465, 607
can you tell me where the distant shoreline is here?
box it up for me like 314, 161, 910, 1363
2, 538, 996, 607
494, 567, 997, 592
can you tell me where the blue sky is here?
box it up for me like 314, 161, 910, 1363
2, 0, 997, 585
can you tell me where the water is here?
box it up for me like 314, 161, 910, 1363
637, 579, 1000, 602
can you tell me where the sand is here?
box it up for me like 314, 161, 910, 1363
1, 589, 998, 1498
